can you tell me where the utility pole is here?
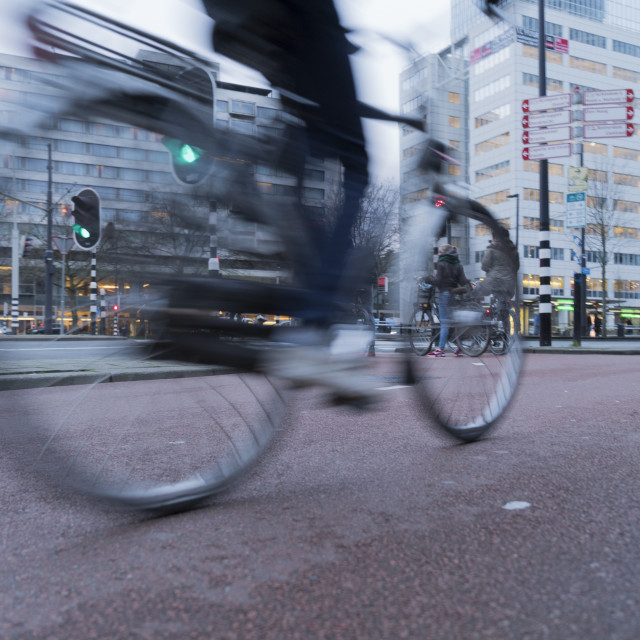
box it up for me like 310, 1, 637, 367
538, 0, 552, 346
44, 143, 55, 334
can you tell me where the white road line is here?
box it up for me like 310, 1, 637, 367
376, 385, 411, 391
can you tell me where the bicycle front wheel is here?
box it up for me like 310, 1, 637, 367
403, 189, 523, 441
409, 307, 436, 356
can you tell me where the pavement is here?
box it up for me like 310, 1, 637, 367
0, 334, 638, 391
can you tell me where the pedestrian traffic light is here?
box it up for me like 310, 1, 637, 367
22, 236, 34, 257
162, 66, 214, 185
71, 188, 101, 250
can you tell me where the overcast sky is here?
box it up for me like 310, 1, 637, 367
2, 0, 453, 180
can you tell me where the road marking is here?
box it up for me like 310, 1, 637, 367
502, 501, 531, 510
376, 385, 411, 391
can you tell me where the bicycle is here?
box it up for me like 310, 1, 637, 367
0, 0, 522, 512
486, 294, 520, 356
409, 281, 489, 357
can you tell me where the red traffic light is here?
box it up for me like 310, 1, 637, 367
433, 196, 446, 208
113, 304, 119, 312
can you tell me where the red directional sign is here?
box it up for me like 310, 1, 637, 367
583, 105, 634, 122
522, 110, 571, 129
583, 122, 635, 139
583, 88, 634, 106
522, 93, 571, 113
522, 126, 571, 144
522, 143, 572, 161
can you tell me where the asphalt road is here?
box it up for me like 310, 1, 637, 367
1, 353, 639, 640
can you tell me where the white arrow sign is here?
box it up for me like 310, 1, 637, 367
584, 122, 635, 138
522, 110, 571, 129
522, 93, 571, 113
522, 126, 571, 144
583, 88, 634, 106
583, 105, 634, 122
522, 143, 572, 161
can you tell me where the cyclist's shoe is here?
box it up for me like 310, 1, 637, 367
260, 326, 376, 407
427, 348, 445, 357
453, 348, 464, 357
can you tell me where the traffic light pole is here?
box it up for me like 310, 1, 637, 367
44, 143, 55, 335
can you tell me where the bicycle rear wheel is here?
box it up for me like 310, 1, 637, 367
403, 187, 522, 441
0, 87, 300, 511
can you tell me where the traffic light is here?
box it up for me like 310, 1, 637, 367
162, 66, 214, 185
71, 188, 101, 250
22, 236, 33, 257
433, 196, 446, 208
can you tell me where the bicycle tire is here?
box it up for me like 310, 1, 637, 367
409, 307, 434, 356
489, 308, 519, 355
0, 92, 297, 512
456, 323, 490, 356
404, 187, 523, 442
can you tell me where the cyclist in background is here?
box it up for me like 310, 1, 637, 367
425, 244, 470, 358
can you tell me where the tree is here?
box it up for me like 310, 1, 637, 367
326, 179, 399, 278
583, 161, 622, 338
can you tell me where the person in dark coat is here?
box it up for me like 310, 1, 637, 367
426, 244, 470, 357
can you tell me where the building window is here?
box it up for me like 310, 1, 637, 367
614, 253, 640, 266
614, 226, 640, 240
613, 40, 640, 59
215, 100, 228, 112
449, 164, 461, 176
522, 274, 540, 296
523, 189, 564, 205
570, 56, 606, 75
477, 190, 510, 207
402, 96, 422, 114
551, 276, 564, 296
230, 100, 255, 116
475, 104, 510, 128
613, 67, 640, 83
614, 173, 640, 187
475, 160, 510, 182
523, 161, 563, 176
402, 188, 429, 204
521, 45, 563, 65
569, 28, 606, 49
522, 73, 563, 93
474, 75, 511, 102
614, 280, 640, 299
584, 141, 608, 156
551, 248, 564, 260
449, 115, 461, 128
476, 132, 510, 154
522, 16, 563, 37
448, 92, 460, 104
523, 245, 538, 259
614, 200, 640, 213
614, 147, 640, 161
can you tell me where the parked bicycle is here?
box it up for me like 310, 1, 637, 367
0, 0, 522, 512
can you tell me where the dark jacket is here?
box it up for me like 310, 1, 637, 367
481, 239, 519, 297
428, 246, 469, 292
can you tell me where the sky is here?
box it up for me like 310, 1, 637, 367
1, 0, 453, 180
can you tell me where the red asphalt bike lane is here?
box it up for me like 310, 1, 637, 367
1, 353, 639, 640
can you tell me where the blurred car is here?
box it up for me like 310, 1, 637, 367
28, 324, 65, 334
0, 324, 13, 335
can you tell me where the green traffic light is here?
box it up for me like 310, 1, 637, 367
179, 144, 200, 164
73, 223, 91, 239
